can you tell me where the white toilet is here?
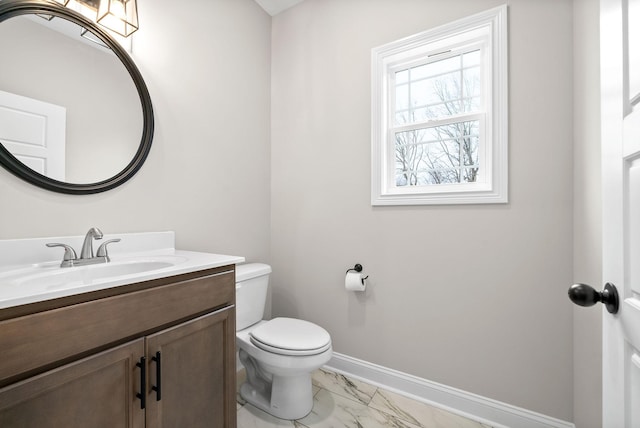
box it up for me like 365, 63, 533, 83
235, 263, 332, 420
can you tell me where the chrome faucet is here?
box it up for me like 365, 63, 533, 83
80, 227, 103, 259
47, 227, 120, 267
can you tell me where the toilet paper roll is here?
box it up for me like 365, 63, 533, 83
345, 271, 366, 291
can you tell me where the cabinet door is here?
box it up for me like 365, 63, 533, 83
145, 307, 236, 428
0, 339, 145, 428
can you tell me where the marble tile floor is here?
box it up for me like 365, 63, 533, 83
237, 368, 494, 428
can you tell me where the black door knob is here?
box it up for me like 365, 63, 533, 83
568, 283, 619, 314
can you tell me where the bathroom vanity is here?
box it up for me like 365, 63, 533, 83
0, 232, 243, 427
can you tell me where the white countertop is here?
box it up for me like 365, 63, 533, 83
0, 231, 245, 309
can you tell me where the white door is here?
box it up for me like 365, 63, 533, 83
601, 0, 640, 426
0, 90, 65, 180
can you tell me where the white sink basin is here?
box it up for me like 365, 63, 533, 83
0, 232, 245, 309
0, 255, 187, 300
14, 256, 186, 291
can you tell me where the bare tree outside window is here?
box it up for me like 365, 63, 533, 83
393, 50, 481, 187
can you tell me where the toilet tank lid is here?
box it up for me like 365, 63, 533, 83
236, 263, 272, 282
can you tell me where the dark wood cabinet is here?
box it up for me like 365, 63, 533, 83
0, 339, 146, 428
146, 308, 235, 427
0, 266, 236, 428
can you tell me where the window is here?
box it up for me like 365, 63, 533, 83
371, 6, 508, 205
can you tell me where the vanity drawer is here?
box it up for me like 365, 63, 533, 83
0, 269, 235, 386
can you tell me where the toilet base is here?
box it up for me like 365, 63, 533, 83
239, 349, 315, 420
240, 373, 314, 420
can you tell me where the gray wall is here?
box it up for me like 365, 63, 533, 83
573, 0, 602, 426
0, 0, 272, 263
270, 0, 575, 421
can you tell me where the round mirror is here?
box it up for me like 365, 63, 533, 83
0, 0, 153, 194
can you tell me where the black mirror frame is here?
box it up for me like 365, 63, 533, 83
0, 0, 154, 194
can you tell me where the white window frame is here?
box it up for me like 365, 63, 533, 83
371, 5, 508, 205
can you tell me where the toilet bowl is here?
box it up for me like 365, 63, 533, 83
236, 263, 332, 420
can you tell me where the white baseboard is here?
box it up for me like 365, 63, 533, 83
325, 353, 575, 428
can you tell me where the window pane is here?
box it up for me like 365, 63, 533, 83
395, 69, 409, 84
463, 65, 481, 101
415, 72, 462, 120
464, 96, 481, 112
410, 79, 442, 107
395, 111, 409, 124
424, 169, 460, 184
394, 120, 479, 186
412, 55, 460, 80
427, 102, 454, 118
462, 136, 479, 166
395, 83, 409, 111
392, 50, 484, 126
462, 167, 479, 183
409, 107, 428, 122
424, 139, 460, 168
463, 49, 481, 67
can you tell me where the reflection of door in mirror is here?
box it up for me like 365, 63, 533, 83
0, 14, 142, 184
0, 90, 66, 181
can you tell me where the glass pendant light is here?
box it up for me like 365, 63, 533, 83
97, 0, 138, 37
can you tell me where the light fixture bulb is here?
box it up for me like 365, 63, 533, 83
110, 0, 125, 19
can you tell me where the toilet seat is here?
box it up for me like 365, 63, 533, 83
249, 317, 331, 356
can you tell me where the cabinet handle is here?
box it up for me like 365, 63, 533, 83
151, 351, 162, 401
136, 356, 146, 409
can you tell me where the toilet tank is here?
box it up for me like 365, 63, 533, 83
235, 263, 272, 331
